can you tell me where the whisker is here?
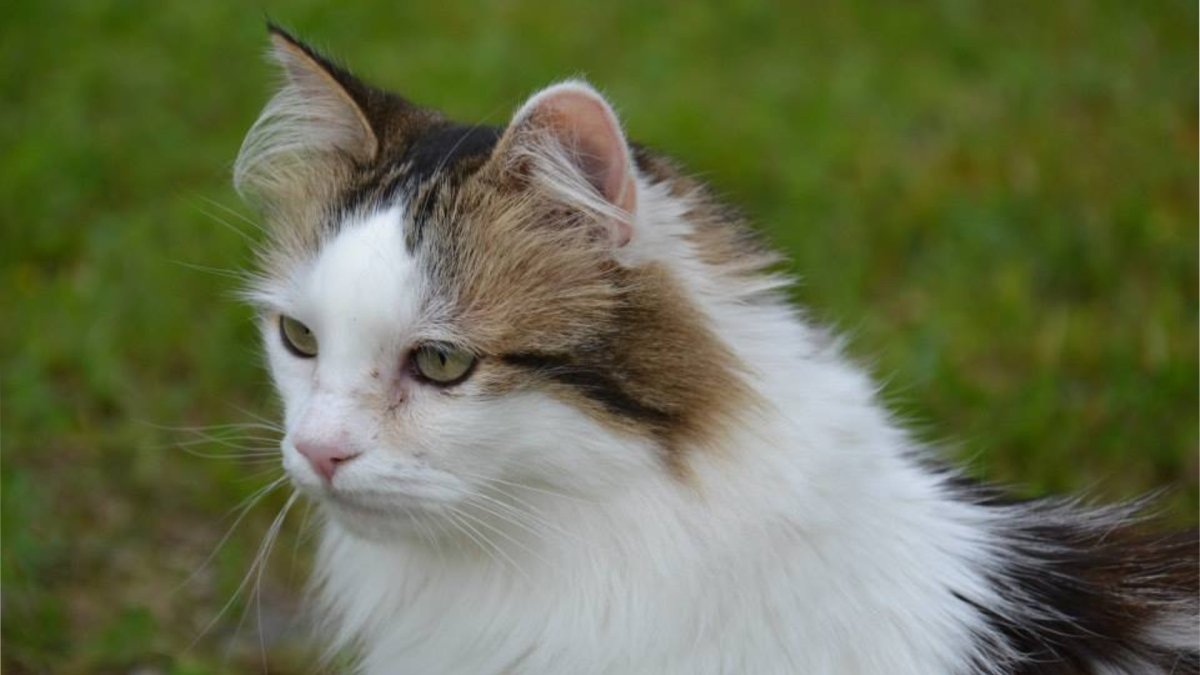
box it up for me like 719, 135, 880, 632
408, 509, 438, 550
165, 437, 277, 451
460, 498, 556, 569
466, 491, 583, 547
195, 195, 265, 234
453, 469, 595, 505
290, 499, 317, 576
173, 431, 282, 445
142, 420, 284, 434
227, 404, 286, 431
197, 491, 298, 654
176, 475, 287, 597
422, 512, 449, 563
255, 492, 299, 671
171, 259, 254, 281
193, 202, 258, 244
163, 436, 280, 450
238, 465, 287, 482
448, 508, 528, 582
428, 509, 458, 554
464, 494, 553, 539
444, 509, 503, 571
171, 444, 279, 460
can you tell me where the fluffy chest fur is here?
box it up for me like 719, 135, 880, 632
318, 478, 989, 675
235, 26, 1198, 675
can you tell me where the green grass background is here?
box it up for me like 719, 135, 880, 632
3, 1, 1196, 672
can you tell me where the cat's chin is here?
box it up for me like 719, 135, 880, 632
321, 495, 450, 542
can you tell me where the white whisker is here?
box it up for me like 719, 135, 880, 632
290, 499, 317, 574
463, 491, 580, 549
205, 491, 298, 658
178, 476, 288, 595
195, 195, 265, 235
143, 420, 284, 434
255, 492, 299, 670
193, 202, 258, 244
470, 488, 586, 546
448, 508, 529, 583
171, 259, 254, 282
452, 468, 595, 505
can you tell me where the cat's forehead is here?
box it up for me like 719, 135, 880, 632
336, 121, 504, 228
303, 206, 421, 337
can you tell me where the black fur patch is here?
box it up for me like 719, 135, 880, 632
401, 122, 502, 185
333, 122, 502, 248
946, 476, 1200, 674
400, 122, 502, 248
500, 351, 677, 433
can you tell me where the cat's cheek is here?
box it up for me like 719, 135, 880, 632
438, 391, 658, 497
263, 341, 317, 425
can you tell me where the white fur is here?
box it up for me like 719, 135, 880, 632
252, 86, 1185, 674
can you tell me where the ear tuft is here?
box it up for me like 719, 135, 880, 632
497, 81, 637, 247
234, 26, 379, 200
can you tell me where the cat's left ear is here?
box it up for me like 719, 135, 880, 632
492, 81, 638, 248
235, 25, 414, 205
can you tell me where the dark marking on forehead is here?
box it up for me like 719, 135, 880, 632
401, 122, 502, 185
401, 124, 501, 249
335, 121, 503, 250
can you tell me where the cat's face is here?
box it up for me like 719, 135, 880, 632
240, 29, 748, 539
260, 204, 645, 540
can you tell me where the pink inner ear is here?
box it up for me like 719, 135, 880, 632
530, 88, 637, 246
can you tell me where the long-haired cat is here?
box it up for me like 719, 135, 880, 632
233, 26, 1199, 674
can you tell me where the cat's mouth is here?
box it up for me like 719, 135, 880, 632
321, 490, 456, 540
326, 493, 401, 516
325, 489, 448, 515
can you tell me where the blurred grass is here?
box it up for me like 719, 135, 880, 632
2, 1, 1195, 672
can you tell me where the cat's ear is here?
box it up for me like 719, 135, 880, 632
235, 25, 384, 200
492, 81, 638, 248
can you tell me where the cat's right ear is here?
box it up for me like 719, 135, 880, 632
234, 25, 383, 202
490, 81, 638, 248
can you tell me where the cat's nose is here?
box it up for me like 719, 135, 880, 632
295, 439, 361, 483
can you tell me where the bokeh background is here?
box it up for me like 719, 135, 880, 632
3, 1, 1196, 672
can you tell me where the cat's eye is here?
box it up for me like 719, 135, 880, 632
412, 344, 476, 385
279, 315, 319, 358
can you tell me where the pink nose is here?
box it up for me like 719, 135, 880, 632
295, 439, 361, 483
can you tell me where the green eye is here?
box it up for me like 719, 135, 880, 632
279, 315, 318, 358
412, 344, 476, 385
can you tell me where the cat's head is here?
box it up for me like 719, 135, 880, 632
237, 27, 763, 540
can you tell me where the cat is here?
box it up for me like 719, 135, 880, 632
233, 25, 1199, 675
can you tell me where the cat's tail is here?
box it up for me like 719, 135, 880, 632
952, 481, 1199, 674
